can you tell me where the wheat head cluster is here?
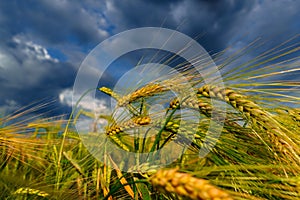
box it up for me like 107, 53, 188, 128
0, 37, 300, 199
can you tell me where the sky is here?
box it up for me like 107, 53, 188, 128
0, 0, 299, 117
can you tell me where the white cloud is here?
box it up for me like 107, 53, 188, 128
170, 1, 188, 23
0, 49, 18, 69
12, 36, 58, 62
98, 29, 109, 38
59, 88, 111, 132
0, 36, 61, 88
59, 89, 109, 113
105, 0, 117, 13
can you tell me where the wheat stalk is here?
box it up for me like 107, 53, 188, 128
149, 168, 233, 200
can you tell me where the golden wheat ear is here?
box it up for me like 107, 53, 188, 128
149, 168, 233, 200
118, 83, 165, 106
105, 116, 151, 136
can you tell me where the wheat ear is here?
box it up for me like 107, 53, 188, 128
149, 168, 233, 200
196, 85, 279, 127
99, 87, 121, 101
106, 116, 151, 136
14, 187, 49, 197
117, 76, 192, 107
197, 85, 300, 162
169, 97, 242, 129
118, 83, 166, 106
169, 97, 212, 116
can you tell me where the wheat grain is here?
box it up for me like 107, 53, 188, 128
149, 168, 233, 200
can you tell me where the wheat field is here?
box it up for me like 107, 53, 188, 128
0, 36, 300, 200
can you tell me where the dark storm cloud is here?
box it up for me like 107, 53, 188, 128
0, 0, 108, 45
0, 0, 109, 115
104, 0, 300, 52
0, 0, 299, 116
104, 0, 255, 51
0, 36, 76, 108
